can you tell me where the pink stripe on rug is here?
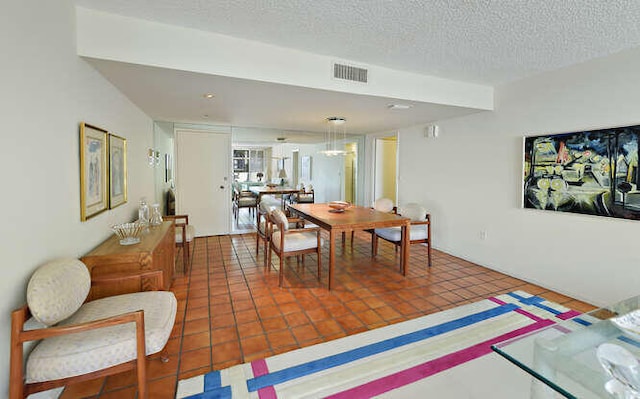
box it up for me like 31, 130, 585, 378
251, 359, 277, 399
557, 309, 581, 320
488, 297, 545, 322
326, 319, 555, 399
552, 324, 573, 334
488, 296, 508, 305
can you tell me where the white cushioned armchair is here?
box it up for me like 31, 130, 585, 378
10, 258, 177, 399
372, 203, 432, 267
256, 198, 301, 266
267, 209, 322, 287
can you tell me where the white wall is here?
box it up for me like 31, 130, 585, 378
274, 143, 328, 197
312, 149, 345, 202
265, 140, 367, 205
0, 1, 154, 393
397, 47, 640, 307
154, 121, 175, 215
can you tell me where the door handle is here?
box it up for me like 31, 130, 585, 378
219, 185, 225, 189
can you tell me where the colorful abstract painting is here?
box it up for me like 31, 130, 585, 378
523, 125, 640, 220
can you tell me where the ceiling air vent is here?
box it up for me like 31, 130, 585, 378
333, 63, 368, 83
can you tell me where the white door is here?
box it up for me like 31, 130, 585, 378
176, 130, 230, 236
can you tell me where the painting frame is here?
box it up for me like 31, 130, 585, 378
522, 124, 640, 220
80, 123, 109, 221
108, 133, 127, 209
301, 155, 312, 182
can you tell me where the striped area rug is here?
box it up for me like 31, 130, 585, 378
176, 291, 580, 399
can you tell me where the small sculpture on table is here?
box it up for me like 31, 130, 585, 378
597, 342, 640, 398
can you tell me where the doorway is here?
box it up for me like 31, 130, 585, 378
175, 129, 231, 236
344, 143, 357, 203
374, 136, 397, 204
230, 146, 267, 234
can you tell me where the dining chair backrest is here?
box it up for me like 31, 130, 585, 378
373, 198, 394, 213
397, 203, 427, 221
372, 202, 432, 267
268, 208, 290, 231
259, 200, 277, 214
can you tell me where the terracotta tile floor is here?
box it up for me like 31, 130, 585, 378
60, 232, 596, 398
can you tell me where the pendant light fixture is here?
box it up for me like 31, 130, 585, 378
320, 117, 347, 156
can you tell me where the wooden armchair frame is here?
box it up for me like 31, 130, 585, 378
164, 214, 192, 273
255, 205, 271, 263
290, 189, 315, 204
372, 213, 432, 267
267, 214, 322, 287
10, 270, 166, 399
257, 206, 304, 265
233, 188, 257, 220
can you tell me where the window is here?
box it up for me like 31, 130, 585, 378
233, 148, 265, 181
249, 150, 264, 172
233, 150, 249, 173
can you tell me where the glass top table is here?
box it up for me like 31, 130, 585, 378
492, 295, 640, 398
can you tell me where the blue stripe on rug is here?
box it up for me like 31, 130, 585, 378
572, 317, 592, 326
618, 335, 640, 348
204, 371, 222, 390
182, 371, 230, 399
507, 292, 568, 316
507, 292, 544, 305
246, 302, 519, 392
531, 302, 563, 315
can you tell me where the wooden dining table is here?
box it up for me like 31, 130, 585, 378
288, 203, 411, 290
249, 186, 300, 207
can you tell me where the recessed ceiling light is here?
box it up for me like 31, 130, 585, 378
387, 104, 412, 110
203, 93, 214, 99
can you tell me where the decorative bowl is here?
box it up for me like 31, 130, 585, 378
112, 222, 144, 246
328, 201, 351, 212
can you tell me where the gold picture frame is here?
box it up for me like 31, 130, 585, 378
108, 133, 127, 208
80, 123, 108, 221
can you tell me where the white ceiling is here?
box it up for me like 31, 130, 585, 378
87, 59, 476, 140
76, 0, 640, 140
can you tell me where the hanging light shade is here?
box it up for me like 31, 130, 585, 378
319, 117, 347, 156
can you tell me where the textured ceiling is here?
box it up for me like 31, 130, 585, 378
76, 0, 640, 85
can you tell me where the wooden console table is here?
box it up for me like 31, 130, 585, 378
81, 221, 175, 300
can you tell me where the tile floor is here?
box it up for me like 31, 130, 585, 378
59, 229, 596, 398
231, 203, 257, 234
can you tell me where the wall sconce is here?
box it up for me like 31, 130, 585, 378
425, 125, 440, 139
148, 149, 161, 167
